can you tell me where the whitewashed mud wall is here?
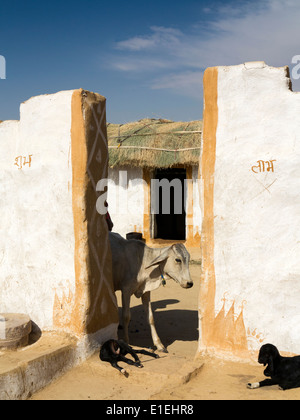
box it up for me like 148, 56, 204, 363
199, 62, 300, 356
108, 166, 202, 244
107, 167, 145, 238
0, 89, 118, 340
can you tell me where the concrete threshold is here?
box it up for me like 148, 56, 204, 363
0, 331, 78, 400
0, 329, 204, 400
147, 357, 205, 399
92, 350, 205, 400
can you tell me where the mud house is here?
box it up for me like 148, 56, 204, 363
199, 62, 300, 357
0, 89, 118, 344
106, 118, 202, 254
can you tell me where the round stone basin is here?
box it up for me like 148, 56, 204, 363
0, 313, 32, 349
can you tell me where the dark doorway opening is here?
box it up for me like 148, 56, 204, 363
153, 168, 186, 240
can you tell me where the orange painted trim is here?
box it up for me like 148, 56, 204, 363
71, 89, 89, 335
185, 166, 201, 248
143, 168, 152, 242
199, 67, 218, 347
142, 166, 201, 250
53, 89, 88, 335
198, 69, 249, 357
53, 89, 119, 336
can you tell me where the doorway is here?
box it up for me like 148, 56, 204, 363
152, 168, 186, 240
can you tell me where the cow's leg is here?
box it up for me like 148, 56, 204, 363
121, 290, 131, 344
142, 291, 168, 353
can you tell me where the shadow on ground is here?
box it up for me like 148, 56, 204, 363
117, 298, 198, 350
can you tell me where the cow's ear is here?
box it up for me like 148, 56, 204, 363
145, 249, 169, 269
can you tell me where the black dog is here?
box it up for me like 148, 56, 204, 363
100, 339, 159, 375
248, 343, 300, 390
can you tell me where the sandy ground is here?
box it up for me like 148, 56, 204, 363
30, 265, 300, 400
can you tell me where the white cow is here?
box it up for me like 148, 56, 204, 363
109, 232, 193, 352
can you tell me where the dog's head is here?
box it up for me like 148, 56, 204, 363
258, 343, 280, 376
109, 339, 120, 355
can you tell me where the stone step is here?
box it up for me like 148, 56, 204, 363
0, 332, 77, 400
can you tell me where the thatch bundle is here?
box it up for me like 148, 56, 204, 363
107, 118, 202, 168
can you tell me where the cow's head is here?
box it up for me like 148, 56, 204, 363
146, 243, 193, 289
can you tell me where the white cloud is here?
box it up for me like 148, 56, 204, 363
116, 37, 157, 52
110, 0, 300, 97
113, 57, 171, 72
115, 26, 183, 52
151, 71, 204, 99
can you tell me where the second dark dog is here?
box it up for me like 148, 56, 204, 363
247, 343, 300, 390
100, 339, 159, 375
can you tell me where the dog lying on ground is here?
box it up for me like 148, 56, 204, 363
247, 343, 300, 390
100, 339, 159, 375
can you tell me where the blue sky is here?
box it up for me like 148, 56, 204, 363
0, 0, 300, 123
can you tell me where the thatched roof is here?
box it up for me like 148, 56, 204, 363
107, 118, 202, 168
